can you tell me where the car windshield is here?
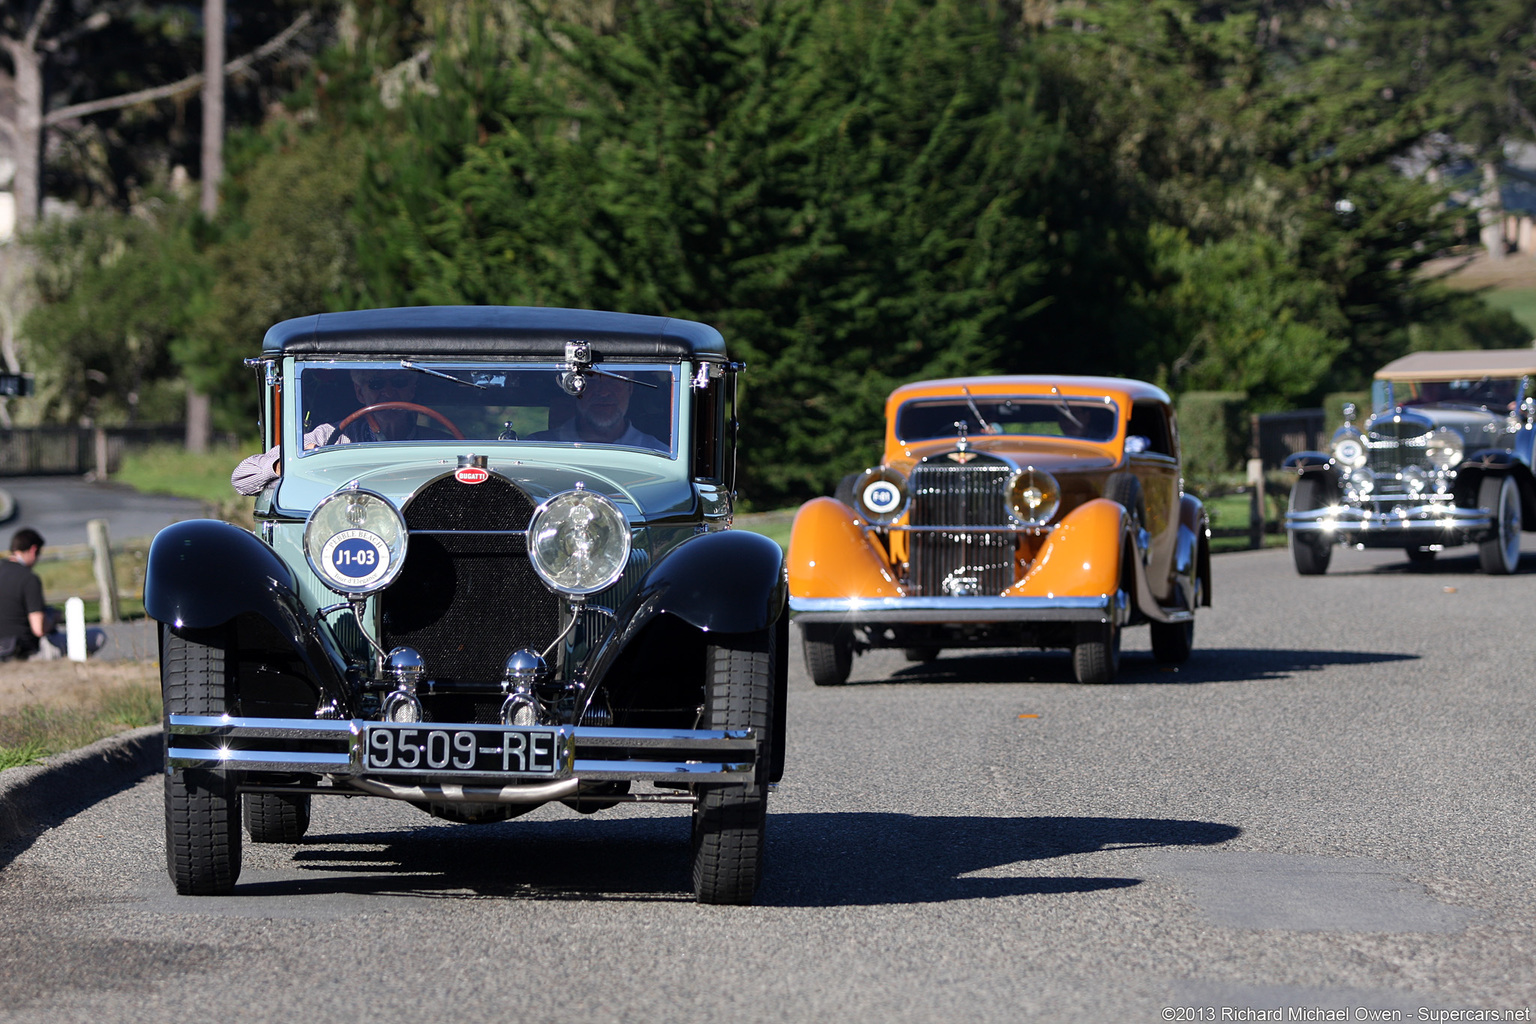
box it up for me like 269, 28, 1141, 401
295, 360, 678, 455
1378, 375, 1520, 413
895, 397, 1118, 443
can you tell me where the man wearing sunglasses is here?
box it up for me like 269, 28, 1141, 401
232, 369, 441, 495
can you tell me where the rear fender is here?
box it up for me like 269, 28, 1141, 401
145, 519, 349, 700
1174, 494, 1210, 609
788, 496, 904, 600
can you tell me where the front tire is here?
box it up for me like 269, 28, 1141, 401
692, 628, 775, 905
1405, 546, 1437, 567
1288, 476, 1332, 575
1072, 619, 1121, 684
162, 624, 242, 895
802, 625, 852, 686
1477, 475, 1522, 575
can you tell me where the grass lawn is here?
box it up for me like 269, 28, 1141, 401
1479, 287, 1536, 336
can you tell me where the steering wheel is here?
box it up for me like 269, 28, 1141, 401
334, 401, 464, 441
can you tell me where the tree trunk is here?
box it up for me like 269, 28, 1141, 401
3, 39, 43, 235
187, 0, 225, 451
200, 0, 224, 218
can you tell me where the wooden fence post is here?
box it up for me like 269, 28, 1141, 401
87, 518, 119, 624
1247, 458, 1265, 550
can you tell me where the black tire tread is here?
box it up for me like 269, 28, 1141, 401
1072, 621, 1120, 684
692, 629, 773, 905
1477, 475, 1520, 575
802, 628, 851, 686
244, 792, 311, 844
1288, 476, 1332, 575
1149, 618, 1194, 664
163, 624, 242, 895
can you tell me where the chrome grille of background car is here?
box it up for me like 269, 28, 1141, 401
907, 457, 1015, 596
1364, 430, 1434, 496
383, 474, 559, 685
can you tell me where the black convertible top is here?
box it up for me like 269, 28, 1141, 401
262, 306, 727, 362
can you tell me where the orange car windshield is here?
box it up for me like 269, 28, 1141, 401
896, 398, 1117, 443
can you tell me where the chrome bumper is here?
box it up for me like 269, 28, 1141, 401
789, 592, 1130, 626
1284, 504, 1491, 537
166, 714, 759, 785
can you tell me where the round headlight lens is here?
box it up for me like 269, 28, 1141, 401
528, 490, 631, 595
1331, 433, 1367, 469
852, 467, 909, 525
1425, 427, 1463, 471
1007, 467, 1062, 526
303, 488, 408, 595
1349, 467, 1375, 496
1400, 465, 1428, 494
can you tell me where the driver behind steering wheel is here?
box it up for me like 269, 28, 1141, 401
232, 368, 449, 495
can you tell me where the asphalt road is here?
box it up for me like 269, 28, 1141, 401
0, 475, 206, 547
2, 540, 1534, 1022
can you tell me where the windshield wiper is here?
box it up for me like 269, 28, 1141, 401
399, 359, 488, 389
960, 386, 1000, 434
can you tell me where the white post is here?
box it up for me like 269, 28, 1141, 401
65, 597, 86, 662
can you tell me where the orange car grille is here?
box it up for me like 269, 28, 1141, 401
907, 460, 1015, 596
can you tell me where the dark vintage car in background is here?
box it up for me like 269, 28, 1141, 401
787, 375, 1212, 685
1284, 349, 1536, 575
145, 306, 788, 905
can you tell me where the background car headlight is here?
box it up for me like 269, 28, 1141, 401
303, 488, 408, 595
1425, 427, 1463, 471
852, 467, 909, 525
1007, 467, 1061, 526
1331, 433, 1367, 469
528, 490, 631, 595
1348, 467, 1375, 495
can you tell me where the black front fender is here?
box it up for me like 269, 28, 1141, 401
145, 519, 348, 698
640, 528, 788, 633
1282, 451, 1333, 474
582, 529, 787, 689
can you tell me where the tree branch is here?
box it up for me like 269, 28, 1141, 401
22, 0, 60, 52
41, 11, 312, 126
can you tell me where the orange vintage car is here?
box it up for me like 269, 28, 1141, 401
787, 376, 1212, 684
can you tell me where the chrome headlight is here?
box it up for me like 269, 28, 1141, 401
1400, 465, 1428, 494
1348, 467, 1375, 496
303, 487, 408, 595
852, 467, 909, 525
1331, 433, 1367, 469
1425, 428, 1463, 471
1007, 467, 1062, 527
527, 489, 631, 595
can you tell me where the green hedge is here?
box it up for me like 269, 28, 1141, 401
1177, 391, 1249, 479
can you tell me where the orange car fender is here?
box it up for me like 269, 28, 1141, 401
1004, 498, 1129, 598
788, 497, 905, 599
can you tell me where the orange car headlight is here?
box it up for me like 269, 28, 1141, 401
852, 467, 909, 525
1007, 467, 1061, 527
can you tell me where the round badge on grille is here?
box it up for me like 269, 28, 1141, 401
862, 481, 901, 516
320, 529, 392, 589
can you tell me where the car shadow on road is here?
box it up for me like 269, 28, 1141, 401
229, 812, 1239, 907
871, 647, 1417, 686
1326, 549, 1536, 575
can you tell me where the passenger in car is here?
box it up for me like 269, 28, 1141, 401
530, 373, 667, 452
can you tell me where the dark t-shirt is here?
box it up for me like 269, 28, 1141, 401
0, 558, 44, 646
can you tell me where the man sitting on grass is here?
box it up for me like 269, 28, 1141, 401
0, 528, 61, 661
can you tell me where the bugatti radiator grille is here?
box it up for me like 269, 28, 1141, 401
382, 474, 558, 684
907, 458, 1015, 597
